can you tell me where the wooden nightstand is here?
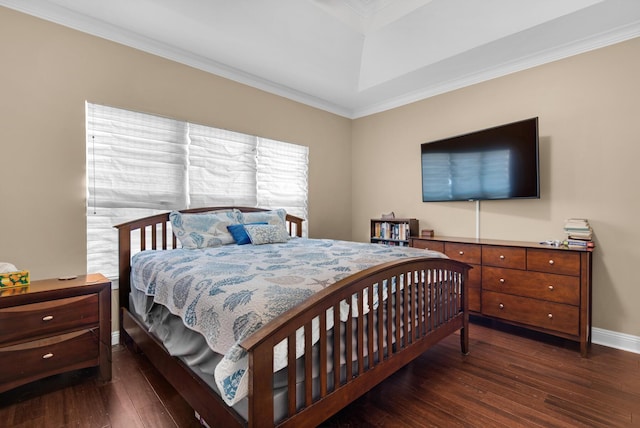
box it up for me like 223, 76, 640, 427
0, 274, 111, 393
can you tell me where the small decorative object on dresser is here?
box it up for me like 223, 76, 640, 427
421, 229, 435, 238
410, 236, 592, 357
370, 217, 418, 246
0, 274, 112, 393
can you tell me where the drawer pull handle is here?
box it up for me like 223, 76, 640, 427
548, 285, 554, 291
499, 303, 504, 309
459, 251, 464, 255
42, 315, 54, 322
499, 278, 505, 284
548, 313, 553, 319
42, 353, 54, 359
499, 255, 505, 260
549, 259, 555, 265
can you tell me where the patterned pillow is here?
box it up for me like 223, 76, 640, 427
243, 224, 290, 245
170, 210, 241, 249
239, 209, 287, 228
227, 222, 267, 245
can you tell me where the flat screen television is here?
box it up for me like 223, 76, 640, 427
421, 117, 539, 202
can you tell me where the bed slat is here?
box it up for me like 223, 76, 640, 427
287, 332, 296, 417
332, 302, 341, 391
304, 321, 313, 407
319, 311, 327, 398
356, 290, 364, 376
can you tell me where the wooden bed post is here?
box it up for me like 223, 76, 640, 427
461, 269, 470, 355
117, 224, 132, 344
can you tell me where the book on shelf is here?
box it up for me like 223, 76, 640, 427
371, 218, 417, 244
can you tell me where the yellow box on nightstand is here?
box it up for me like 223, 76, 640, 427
0, 270, 30, 288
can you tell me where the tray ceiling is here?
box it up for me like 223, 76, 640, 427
2, 0, 640, 118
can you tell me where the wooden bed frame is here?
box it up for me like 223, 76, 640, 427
116, 207, 470, 428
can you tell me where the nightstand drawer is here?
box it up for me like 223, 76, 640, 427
482, 266, 580, 305
0, 294, 99, 344
527, 249, 581, 276
482, 291, 579, 336
444, 242, 481, 264
0, 329, 100, 391
482, 246, 526, 269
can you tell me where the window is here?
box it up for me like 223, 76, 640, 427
86, 103, 308, 279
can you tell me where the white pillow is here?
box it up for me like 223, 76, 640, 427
244, 224, 290, 245
239, 209, 287, 228
170, 210, 241, 249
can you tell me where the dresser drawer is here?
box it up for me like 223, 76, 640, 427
482, 246, 526, 269
527, 249, 581, 276
482, 291, 579, 336
444, 243, 481, 264
482, 266, 580, 305
0, 329, 100, 392
0, 294, 99, 344
410, 239, 444, 253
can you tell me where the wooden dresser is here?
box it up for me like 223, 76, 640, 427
410, 237, 593, 356
0, 274, 111, 393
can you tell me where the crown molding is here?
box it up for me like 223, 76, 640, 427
0, 1, 353, 117
351, 20, 640, 118
2, 1, 640, 119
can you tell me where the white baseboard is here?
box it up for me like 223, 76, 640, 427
112, 331, 119, 346
592, 327, 640, 354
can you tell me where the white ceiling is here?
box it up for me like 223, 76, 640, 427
3, 0, 640, 118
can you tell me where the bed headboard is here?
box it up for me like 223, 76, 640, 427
114, 207, 304, 311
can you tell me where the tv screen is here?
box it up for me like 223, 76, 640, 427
421, 117, 539, 202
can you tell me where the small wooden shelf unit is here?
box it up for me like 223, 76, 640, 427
0, 274, 112, 393
370, 218, 418, 246
410, 236, 592, 356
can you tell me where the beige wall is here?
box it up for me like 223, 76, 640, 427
0, 7, 352, 283
352, 37, 640, 337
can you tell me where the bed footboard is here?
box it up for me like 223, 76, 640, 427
241, 257, 470, 427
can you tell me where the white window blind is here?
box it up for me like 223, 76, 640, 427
86, 102, 308, 279
188, 123, 257, 207
256, 137, 309, 217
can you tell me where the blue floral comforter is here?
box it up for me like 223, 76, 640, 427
130, 238, 445, 406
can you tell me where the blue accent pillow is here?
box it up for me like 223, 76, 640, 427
227, 222, 267, 245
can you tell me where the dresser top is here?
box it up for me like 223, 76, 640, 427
411, 236, 593, 252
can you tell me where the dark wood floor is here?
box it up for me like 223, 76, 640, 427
1, 319, 639, 427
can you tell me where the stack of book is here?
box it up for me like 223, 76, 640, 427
563, 218, 594, 248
